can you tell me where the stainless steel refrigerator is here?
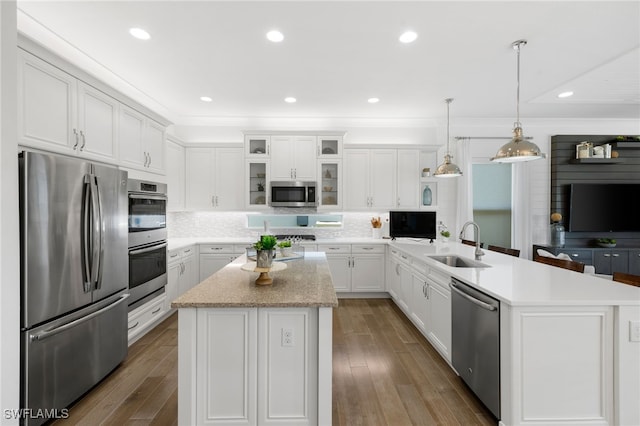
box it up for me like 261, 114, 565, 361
19, 151, 129, 425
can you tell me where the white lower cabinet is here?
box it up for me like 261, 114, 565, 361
389, 246, 452, 362
189, 307, 319, 425
127, 294, 166, 344
318, 243, 385, 293
166, 246, 197, 311
199, 243, 248, 281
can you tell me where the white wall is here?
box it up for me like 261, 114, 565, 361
0, 1, 20, 423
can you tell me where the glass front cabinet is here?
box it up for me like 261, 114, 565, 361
318, 160, 342, 210
246, 160, 270, 209
317, 135, 342, 158
244, 135, 270, 158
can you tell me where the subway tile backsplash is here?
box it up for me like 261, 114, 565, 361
167, 211, 391, 240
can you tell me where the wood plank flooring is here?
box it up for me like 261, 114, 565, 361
54, 299, 496, 425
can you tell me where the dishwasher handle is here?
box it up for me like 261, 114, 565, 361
449, 281, 497, 311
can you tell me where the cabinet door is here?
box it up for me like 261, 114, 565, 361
292, 136, 317, 181
629, 250, 640, 275
344, 150, 370, 210
351, 254, 385, 291
397, 262, 412, 314
166, 260, 181, 309
118, 105, 146, 168
166, 140, 185, 211
182, 254, 197, 292
386, 254, 402, 301
214, 148, 244, 210
396, 149, 420, 208
144, 120, 166, 174
245, 135, 270, 157
77, 82, 118, 161
324, 254, 351, 292
410, 273, 429, 334
594, 251, 629, 275
427, 279, 451, 360
370, 149, 397, 209
199, 254, 233, 282
270, 136, 295, 180
317, 136, 342, 158
186, 148, 215, 210
18, 50, 76, 151
318, 160, 341, 210
246, 160, 270, 209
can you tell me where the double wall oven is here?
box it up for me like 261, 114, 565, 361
127, 179, 167, 311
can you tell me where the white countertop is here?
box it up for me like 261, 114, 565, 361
388, 239, 640, 307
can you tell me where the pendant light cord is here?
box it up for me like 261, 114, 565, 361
445, 98, 453, 155
513, 40, 526, 127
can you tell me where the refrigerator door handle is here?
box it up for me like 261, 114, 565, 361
93, 175, 105, 290
88, 174, 102, 291
29, 294, 129, 342
82, 174, 93, 292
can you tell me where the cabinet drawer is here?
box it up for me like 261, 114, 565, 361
317, 244, 351, 254
199, 244, 235, 254
181, 245, 196, 257
168, 249, 182, 263
128, 295, 166, 340
563, 249, 593, 264
233, 244, 251, 253
427, 267, 450, 288
351, 244, 385, 254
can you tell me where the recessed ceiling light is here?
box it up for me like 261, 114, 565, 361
368, 98, 380, 104
399, 31, 418, 44
558, 91, 574, 98
266, 30, 284, 42
284, 97, 297, 103
129, 27, 150, 40
200, 96, 213, 102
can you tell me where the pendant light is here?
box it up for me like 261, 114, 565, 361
491, 40, 546, 162
434, 98, 462, 177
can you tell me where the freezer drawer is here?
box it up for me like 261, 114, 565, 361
21, 292, 129, 426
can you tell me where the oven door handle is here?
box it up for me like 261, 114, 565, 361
128, 193, 167, 201
129, 242, 168, 255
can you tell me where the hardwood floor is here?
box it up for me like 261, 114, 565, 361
55, 299, 496, 425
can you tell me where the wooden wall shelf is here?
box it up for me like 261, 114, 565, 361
568, 158, 625, 164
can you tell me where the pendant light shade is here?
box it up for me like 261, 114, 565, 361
491, 40, 546, 163
435, 98, 462, 178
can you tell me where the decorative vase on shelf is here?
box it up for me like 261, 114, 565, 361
422, 185, 432, 206
549, 212, 565, 247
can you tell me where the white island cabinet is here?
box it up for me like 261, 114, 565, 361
388, 240, 640, 426
172, 252, 337, 426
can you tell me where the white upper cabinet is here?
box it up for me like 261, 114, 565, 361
119, 104, 166, 174
166, 138, 185, 212
186, 147, 244, 210
18, 50, 117, 163
344, 149, 397, 210
317, 136, 343, 158
270, 136, 317, 181
244, 135, 271, 158
396, 149, 420, 208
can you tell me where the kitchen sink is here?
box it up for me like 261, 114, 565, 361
427, 255, 490, 268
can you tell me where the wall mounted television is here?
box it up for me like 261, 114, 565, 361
389, 211, 437, 240
568, 183, 640, 232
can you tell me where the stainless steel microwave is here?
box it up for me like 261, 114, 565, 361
270, 181, 317, 207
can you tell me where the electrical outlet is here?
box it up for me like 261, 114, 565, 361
282, 328, 294, 347
630, 321, 640, 342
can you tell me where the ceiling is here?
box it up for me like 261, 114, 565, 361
16, 1, 640, 126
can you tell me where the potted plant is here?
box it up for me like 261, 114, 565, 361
254, 235, 278, 268
596, 238, 616, 248
278, 240, 293, 257
440, 230, 450, 242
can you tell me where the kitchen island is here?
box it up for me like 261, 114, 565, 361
387, 240, 640, 426
171, 252, 338, 426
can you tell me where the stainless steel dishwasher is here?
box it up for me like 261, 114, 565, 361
450, 278, 500, 419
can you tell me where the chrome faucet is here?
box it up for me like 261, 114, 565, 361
459, 221, 485, 260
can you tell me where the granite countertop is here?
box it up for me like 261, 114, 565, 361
171, 252, 338, 309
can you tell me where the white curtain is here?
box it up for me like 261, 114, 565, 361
455, 138, 474, 239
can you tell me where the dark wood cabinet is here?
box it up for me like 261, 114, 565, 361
593, 250, 629, 275
533, 245, 640, 275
